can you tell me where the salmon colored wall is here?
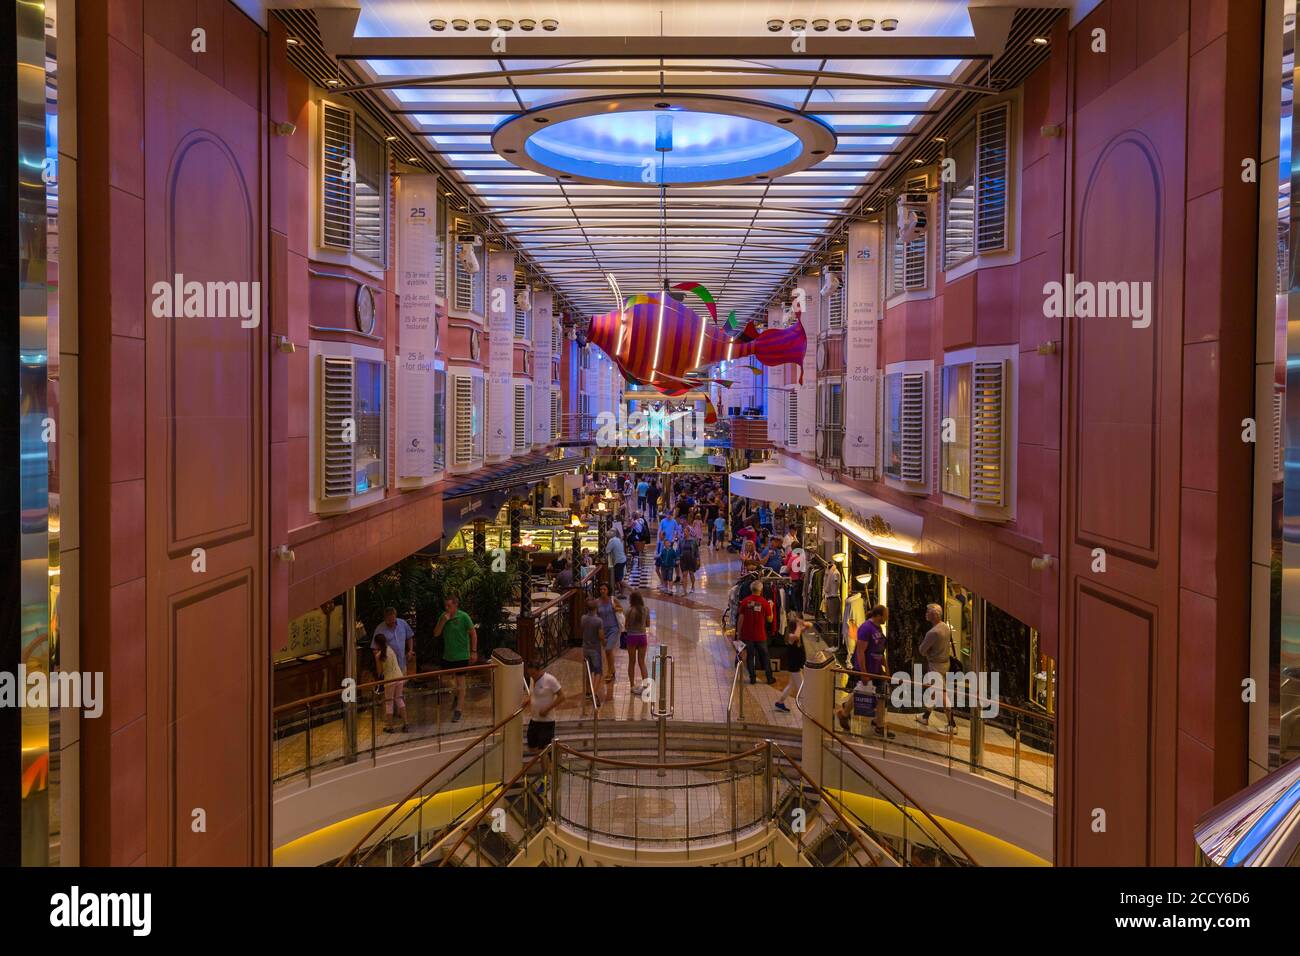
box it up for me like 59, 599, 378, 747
78, 0, 270, 866
275, 58, 445, 624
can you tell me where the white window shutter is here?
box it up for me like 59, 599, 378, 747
454, 226, 478, 313
514, 305, 528, 340
786, 390, 798, 447
975, 103, 1010, 253
320, 102, 354, 251
319, 356, 355, 499
551, 391, 560, 439
970, 361, 1007, 505
453, 375, 474, 465
514, 384, 528, 451
900, 371, 926, 483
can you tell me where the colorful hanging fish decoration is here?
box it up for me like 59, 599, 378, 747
586, 290, 806, 396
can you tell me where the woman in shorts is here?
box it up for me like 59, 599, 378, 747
623, 591, 651, 694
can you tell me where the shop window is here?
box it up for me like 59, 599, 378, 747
318, 101, 389, 268
315, 345, 388, 512
941, 350, 1013, 517
943, 101, 1012, 271
882, 365, 928, 492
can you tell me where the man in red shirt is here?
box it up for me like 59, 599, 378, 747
738, 580, 775, 684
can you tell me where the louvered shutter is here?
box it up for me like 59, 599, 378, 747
1273, 388, 1285, 481
970, 361, 1007, 505
472, 376, 485, 459
514, 384, 528, 451
786, 391, 798, 446
975, 103, 1010, 253
551, 392, 561, 440
453, 224, 478, 313
320, 102, 354, 251
899, 371, 926, 483
515, 307, 528, 339
319, 356, 355, 499
453, 375, 474, 465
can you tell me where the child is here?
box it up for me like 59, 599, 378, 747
658, 539, 679, 595
713, 514, 726, 549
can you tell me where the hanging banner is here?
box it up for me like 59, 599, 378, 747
844, 221, 881, 469
397, 175, 438, 481
796, 276, 818, 456
487, 250, 515, 460
532, 290, 553, 445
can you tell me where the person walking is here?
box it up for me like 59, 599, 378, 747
595, 582, 623, 686
837, 604, 894, 739
916, 603, 957, 734
433, 593, 477, 722
738, 579, 775, 684
371, 632, 408, 732
623, 591, 651, 694
646, 480, 660, 521
579, 599, 605, 706
522, 658, 565, 751
372, 607, 416, 681
679, 526, 700, 594
657, 537, 679, 595
774, 611, 811, 713
606, 528, 627, 596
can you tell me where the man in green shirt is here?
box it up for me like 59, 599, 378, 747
434, 594, 478, 722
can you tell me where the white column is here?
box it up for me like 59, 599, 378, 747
487, 251, 515, 461
492, 648, 524, 783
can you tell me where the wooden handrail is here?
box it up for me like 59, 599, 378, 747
435, 747, 554, 866
273, 663, 494, 715
798, 696, 977, 866
768, 741, 891, 867
336, 703, 526, 866
831, 666, 1055, 724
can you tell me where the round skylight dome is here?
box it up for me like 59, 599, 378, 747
492, 94, 837, 188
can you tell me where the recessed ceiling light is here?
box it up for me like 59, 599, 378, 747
533, 116, 549, 123
541, 18, 559, 31
407, 156, 419, 163
654, 102, 671, 108
789, 18, 807, 30
811, 149, 825, 155
911, 157, 924, 164
385, 135, 397, 142
766, 18, 784, 32
777, 117, 793, 124
325, 77, 341, 87
932, 136, 946, 143
452, 19, 470, 31
285, 36, 301, 46
866, 206, 875, 212
880, 18, 899, 31
428, 19, 446, 31
857, 19, 875, 30
1031, 36, 1049, 45
812, 19, 830, 31
835, 19, 852, 31
497, 19, 514, 31
474, 19, 491, 30
503, 148, 517, 154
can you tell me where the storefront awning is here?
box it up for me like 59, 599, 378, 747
729, 462, 821, 507
805, 481, 925, 557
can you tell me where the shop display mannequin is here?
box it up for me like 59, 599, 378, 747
843, 590, 867, 651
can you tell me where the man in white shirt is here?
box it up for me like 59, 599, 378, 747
606, 530, 627, 594
523, 659, 565, 750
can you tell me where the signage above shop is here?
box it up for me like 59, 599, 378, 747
807, 481, 923, 555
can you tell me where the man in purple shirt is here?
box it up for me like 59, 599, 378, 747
837, 604, 894, 739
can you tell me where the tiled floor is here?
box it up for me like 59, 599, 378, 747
275, 547, 1053, 798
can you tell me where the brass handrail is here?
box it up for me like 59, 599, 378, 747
336, 703, 526, 866
553, 741, 765, 770
273, 663, 494, 714
434, 747, 554, 867
830, 666, 1056, 724
797, 692, 977, 865
768, 740, 892, 867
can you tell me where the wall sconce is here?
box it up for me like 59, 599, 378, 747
275, 545, 296, 562
1036, 341, 1058, 355
1041, 124, 1063, 138
272, 121, 296, 137
274, 335, 296, 354
1031, 554, 1054, 571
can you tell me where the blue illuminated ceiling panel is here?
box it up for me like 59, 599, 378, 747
346, 3, 985, 321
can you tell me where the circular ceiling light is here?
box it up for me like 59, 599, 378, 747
835, 19, 852, 31
812, 18, 830, 31
857, 18, 875, 30
541, 18, 559, 31
428, 19, 445, 31
766, 19, 784, 32
880, 18, 899, 31
519, 18, 537, 30
492, 94, 836, 189
451, 19, 469, 31
474, 18, 492, 30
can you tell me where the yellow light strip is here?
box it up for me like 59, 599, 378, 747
650, 292, 666, 385
814, 503, 918, 555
